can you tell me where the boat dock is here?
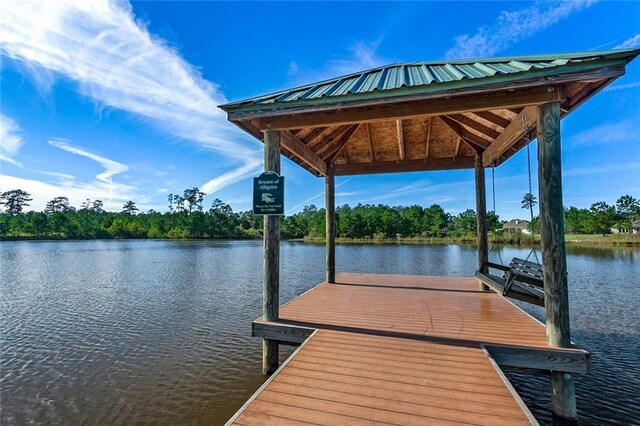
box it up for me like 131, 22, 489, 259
218, 51, 639, 422
226, 273, 590, 425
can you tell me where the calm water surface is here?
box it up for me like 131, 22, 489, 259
1, 240, 638, 425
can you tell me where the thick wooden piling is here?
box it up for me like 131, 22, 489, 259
537, 101, 576, 422
262, 129, 281, 375
475, 153, 489, 290
326, 172, 336, 283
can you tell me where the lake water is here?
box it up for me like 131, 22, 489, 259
1, 240, 638, 425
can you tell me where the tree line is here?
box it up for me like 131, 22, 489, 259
0, 188, 638, 240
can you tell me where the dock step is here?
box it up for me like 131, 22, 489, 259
227, 329, 538, 425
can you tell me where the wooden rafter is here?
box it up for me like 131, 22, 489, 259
447, 114, 500, 139
302, 126, 330, 145
439, 116, 490, 153
310, 125, 352, 150
483, 105, 537, 166
396, 120, 405, 160
425, 117, 432, 160
322, 124, 360, 162
365, 123, 374, 163
472, 111, 511, 128
281, 131, 328, 176
454, 137, 461, 159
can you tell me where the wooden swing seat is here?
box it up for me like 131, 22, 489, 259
475, 257, 545, 307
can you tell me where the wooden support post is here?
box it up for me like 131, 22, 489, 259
537, 101, 577, 422
262, 129, 281, 375
475, 153, 489, 291
326, 172, 336, 283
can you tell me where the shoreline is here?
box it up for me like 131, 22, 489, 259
2, 234, 638, 247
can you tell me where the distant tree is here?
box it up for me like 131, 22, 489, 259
452, 209, 477, 236
588, 201, 616, 235
487, 211, 501, 232
91, 200, 105, 213
122, 200, 138, 215
167, 193, 176, 213
45, 196, 72, 214
423, 204, 448, 237
615, 195, 640, 217
521, 192, 537, 211
0, 189, 33, 214
172, 194, 185, 213
80, 198, 92, 210
183, 187, 205, 213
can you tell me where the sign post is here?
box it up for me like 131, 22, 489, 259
253, 172, 285, 215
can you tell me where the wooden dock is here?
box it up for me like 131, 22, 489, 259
227, 273, 590, 425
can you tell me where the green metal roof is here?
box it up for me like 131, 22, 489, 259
220, 49, 639, 112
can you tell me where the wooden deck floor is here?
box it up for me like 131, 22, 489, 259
280, 273, 549, 348
228, 273, 589, 425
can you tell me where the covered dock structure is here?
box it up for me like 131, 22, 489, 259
220, 49, 639, 424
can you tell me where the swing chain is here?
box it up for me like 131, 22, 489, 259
522, 115, 541, 267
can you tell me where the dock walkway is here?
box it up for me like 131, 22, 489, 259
228, 273, 589, 425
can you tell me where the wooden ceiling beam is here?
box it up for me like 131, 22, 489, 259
302, 126, 330, 145
280, 131, 328, 176
308, 125, 352, 150
320, 124, 360, 162
252, 85, 564, 130
425, 117, 432, 160
365, 123, 374, 163
334, 157, 476, 176
440, 116, 490, 153
446, 113, 501, 139
483, 105, 537, 167
471, 111, 511, 128
396, 120, 405, 160
454, 137, 461, 159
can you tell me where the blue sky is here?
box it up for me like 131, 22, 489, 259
1, 1, 639, 220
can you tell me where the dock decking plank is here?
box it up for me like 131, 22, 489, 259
229, 274, 547, 425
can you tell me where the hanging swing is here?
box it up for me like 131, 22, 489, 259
475, 116, 545, 307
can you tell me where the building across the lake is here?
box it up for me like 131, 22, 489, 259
611, 219, 640, 234
503, 219, 531, 234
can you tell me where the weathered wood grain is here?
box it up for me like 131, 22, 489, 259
475, 154, 489, 291
253, 320, 315, 344
537, 101, 576, 421
262, 129, 281, 375
325, 173, 336, 283
483, 344, 590, 374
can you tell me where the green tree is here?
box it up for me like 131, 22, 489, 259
183, 187, 205, 213
452, 209, 477, 236
521, 192, 537, 211
615, 195, 640, 217
122, 201, 138, 215
588, 202, 616, 235
45, 197, 72, 214
0, 189, 33, 214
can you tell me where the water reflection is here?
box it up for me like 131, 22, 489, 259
1, 240, 638, 425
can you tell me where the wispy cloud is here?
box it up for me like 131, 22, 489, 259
445, 1, 597, 59
1, 174, 153, 212
285, 179, 352, 214
564, 162, 640, 177
0, 0, 261, 195
603, 81, 640, 92
615, 33, 640, 49
569, 120, 635, 146
0, 114, 24, 167
287, 40, 388, 86
48, 139, 128, 184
